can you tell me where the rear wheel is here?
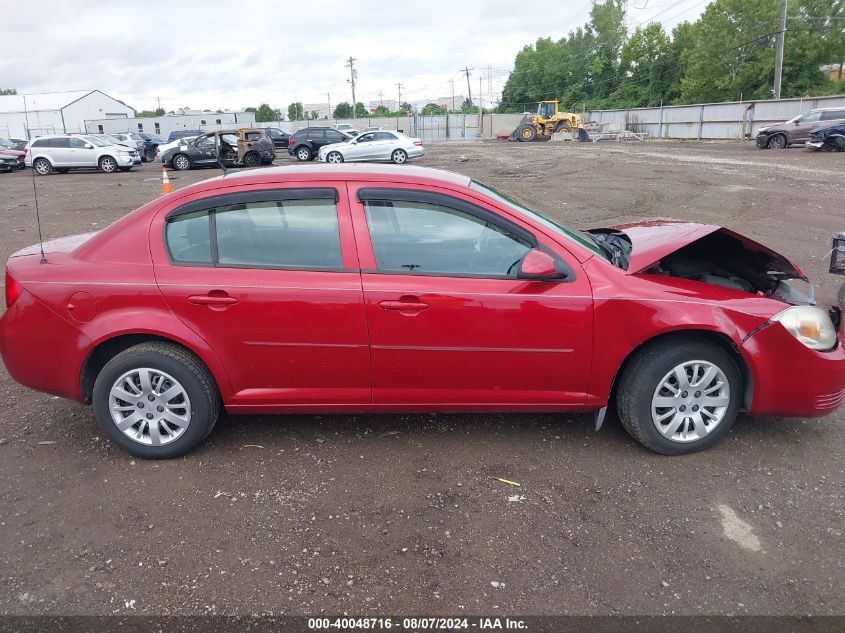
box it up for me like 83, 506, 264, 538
516, 124, 536, 142
92, 342, 220, 459
616, 339, 741, 455
33, 158, 52, 175
391, 148, 408, 164
172, 154, 191, 171
295, 146, 312, 161
326, 151, 344, 164
242, 151, 261, 168
833, 136, 845, 152
766, 134, 787, 149
99, 156, 118, 173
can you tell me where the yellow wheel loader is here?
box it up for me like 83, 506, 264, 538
511, 100, 587, 142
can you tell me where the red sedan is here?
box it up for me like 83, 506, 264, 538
1, 165, 843, 458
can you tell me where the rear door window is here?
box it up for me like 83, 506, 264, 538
50, 138, 70, 148
821, 110, 845, 121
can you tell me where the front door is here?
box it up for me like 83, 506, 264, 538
789, 110, 822, 143
151, 183, 370, 408
349, 184, 593, 407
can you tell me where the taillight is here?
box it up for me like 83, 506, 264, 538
288, 137, 295, 146
5, 269, 22, 308
414, 140, 423, 146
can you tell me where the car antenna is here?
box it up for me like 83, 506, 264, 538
214, 132, 229, 177
23, 95, 47, 264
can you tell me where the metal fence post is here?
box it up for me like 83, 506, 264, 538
658, 101, 664, 138
697, 105, 704, 140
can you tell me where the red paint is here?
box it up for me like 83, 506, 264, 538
0, 165, 842, 421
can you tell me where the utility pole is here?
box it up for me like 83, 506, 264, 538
327, 93, 331, 119
449, 79, 455, 112
396, 82, 404, 110
460, 66, 473, 110
378, 90, 384, 108
346, 56, 357, 120
478, 74, 483, 135
773, 0, 787, 99
156, 96, 162, 112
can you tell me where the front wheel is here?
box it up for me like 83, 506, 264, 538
92, 343, 220, 459
33, 158, 52, 175
833, 136, 845, 152
326, 151, 344, 164
616, 339, 741, 455
172, 154, 191, 171
391, 149, 408, 164
242, 151, 261, 168
99, 156, 118, 173
295, 146, 312, 161
766, 134, 787, 149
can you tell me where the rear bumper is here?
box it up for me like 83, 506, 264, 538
0, 289, 90, 402
743, 322, 845, 417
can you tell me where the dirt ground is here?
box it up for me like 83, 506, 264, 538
0, 141, 843, 617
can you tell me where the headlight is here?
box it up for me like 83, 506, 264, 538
116, 150, 130, 155
771, 306, 837, 351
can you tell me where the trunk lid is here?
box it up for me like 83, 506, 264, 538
10, 232, 99, 258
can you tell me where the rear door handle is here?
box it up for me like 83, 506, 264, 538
378, 297, 429, 313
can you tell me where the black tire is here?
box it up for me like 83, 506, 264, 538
391, 148, 408, 164
553, 122, 572, 134
32, 157, 52, 176
516, 124, 536, 142
766, 133, 787, 149
99, 155, 118, 173
616, 338, 742, 455
92, 342, 220, 459
295, 146, 312, 161
833, 136, 845, 152
172, 154, 191, 171
326, 151, 344, 164
242, 151, 261, 168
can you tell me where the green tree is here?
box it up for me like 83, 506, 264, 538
135, 108, 166, 118
354, 102, 368, 117
421, 103, 447, 115
373, 105, 391, 117
0, 88, 18, 95
251, 103, 280, 122
460, 98, 479, 113
333, 102, 353, 118
287, 102, 304, 121
611, 23, 674, 107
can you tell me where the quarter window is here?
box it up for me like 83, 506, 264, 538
821, 110, 845, 121
364, 200, 532, 277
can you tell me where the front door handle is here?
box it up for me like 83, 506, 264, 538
188, 291, 238, 308
378, 296, 429, 313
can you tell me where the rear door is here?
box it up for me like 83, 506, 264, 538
789, 110, 822, 143
370, 132, 397, 160
151, 183, 371, 408
348, 183, 594, 407
48, 137, 72, 166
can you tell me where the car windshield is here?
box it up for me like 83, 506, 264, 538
83, 136, 110, 147
469, 180, 607, 259
0, 138, 13, 148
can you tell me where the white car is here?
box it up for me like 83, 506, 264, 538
156, 136, 199, 162
319, 130, 424, 164
25, 134, 139, 175
334, 123, 359, 136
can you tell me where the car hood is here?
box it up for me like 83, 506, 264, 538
588, 218, 805, 280
0, 149, 25, 157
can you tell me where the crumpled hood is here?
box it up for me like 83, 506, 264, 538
589, 218, 806, 280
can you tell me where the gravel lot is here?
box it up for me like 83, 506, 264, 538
0, 141, 843, 617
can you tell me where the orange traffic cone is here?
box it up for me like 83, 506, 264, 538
161, 167, 173, 195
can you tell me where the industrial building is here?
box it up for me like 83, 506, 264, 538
85, 111, 256, 138
0, 90, 135, 139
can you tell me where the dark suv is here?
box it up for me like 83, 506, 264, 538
756, 108, 845, 149
288, 127, 350, 161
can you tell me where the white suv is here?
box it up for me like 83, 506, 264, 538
25, 134, 139, 175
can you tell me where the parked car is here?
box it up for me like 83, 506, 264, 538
167, 129, 204, 142
363, 126, 383, 132
160, 129, 275, 170
288, 127, 352, 161
0, 141, 26, 169
24, 134, 139, 174
1, 164, 842, 459
265, 127, 292, 149
0, 154, 17, 173
95, 136, 142, 165
334, 123, 359, 136
9, 138, 29, 151
138, 132, 165, 162
319, 130, 424, 164
756, 108, 845, 149
156, 135, 199, 161
109, 133, 147, 160
806, 121, 845, 151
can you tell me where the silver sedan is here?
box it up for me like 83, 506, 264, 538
318, 130, 425, 164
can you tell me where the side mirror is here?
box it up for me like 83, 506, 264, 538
84, 144, 93, 149
517, 249, 568, 281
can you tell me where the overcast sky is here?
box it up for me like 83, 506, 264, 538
2, 0, 711, 112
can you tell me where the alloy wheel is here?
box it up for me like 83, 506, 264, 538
327, 152, 343, 164
650, 360, 730, 443
34, 159, 51, 175
108, 368, 192, 446
392, 149, 407, 164
100, 157, 116, 173
174, 155, 190, 170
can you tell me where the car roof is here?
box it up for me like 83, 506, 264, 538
172, 164, 471, 195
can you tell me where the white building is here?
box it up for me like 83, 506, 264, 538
0, 90, 135, 139
85, 111, 256, 138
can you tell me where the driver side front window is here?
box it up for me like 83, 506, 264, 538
363, 200, 532, 277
